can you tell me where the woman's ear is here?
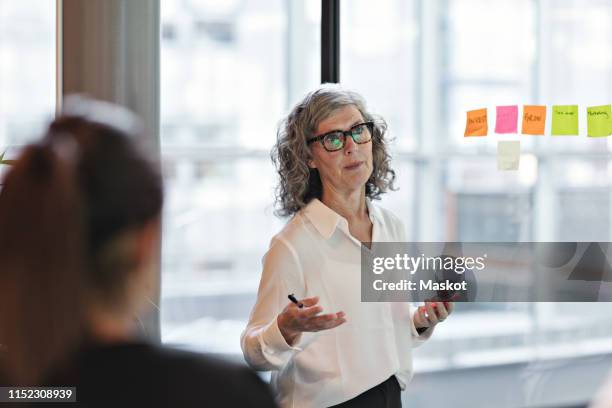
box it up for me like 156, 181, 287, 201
308, 159, 317, 169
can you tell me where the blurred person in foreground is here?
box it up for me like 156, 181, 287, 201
0, 97, 276, 407
241, 84, 453, 408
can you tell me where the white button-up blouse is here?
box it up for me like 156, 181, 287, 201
241, 198, 433, 408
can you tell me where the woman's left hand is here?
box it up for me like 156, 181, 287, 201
413, 301, 454, 330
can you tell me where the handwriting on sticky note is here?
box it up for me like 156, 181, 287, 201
521, 105, 546, 135
495, 105, 518, 134
587, 105, 612, 137
464, 108, 488, 137
551, 105, 579, 136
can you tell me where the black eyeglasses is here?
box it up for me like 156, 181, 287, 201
307, 122, 374, 152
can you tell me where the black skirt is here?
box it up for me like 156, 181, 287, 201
328, 375, 402, 408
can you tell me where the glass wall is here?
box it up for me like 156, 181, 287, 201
160, 0, 612, 406
340, 0, 612, 406
0, 0, 56, 179
159, 0, 321, 353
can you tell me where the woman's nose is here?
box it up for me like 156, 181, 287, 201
343, 135, 357, 154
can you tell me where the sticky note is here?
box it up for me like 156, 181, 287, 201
587, 105, 612, 137
495, 105, 518, 134
551, 105, 579, 136
497, 141, 520, 171
464, 108, 488, 137
521, 105, 546, 135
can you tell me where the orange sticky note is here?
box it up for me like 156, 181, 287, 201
521, 105, 546, 135
464, 108, 488, 137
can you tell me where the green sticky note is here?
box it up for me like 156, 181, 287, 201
587, 105, 612, 137
551, 105, 579, 136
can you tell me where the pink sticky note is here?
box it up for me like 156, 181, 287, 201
495, 105, 519, 134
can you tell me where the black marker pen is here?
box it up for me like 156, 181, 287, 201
288, 293, 304, 308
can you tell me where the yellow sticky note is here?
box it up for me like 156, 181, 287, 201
464, 108, 488, 137
551, 105, 579, 136
498, 141, 520, 171
587, 105, 612, 137
521, 105, 546, 135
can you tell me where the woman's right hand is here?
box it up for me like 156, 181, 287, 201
277, 296, 346, 346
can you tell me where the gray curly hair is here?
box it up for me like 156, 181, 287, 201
271, 84, 396, 217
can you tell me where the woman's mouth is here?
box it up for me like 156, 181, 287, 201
344, 161, 364, 171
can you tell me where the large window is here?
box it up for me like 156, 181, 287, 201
160, 0, 321, 353
160, 1, 612, 406
0, 0, 56, 178
340, 0, 612, 406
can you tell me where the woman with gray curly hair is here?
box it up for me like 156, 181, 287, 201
241, 84, 453, 408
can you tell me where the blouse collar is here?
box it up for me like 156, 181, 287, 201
302, 198, 380, 240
